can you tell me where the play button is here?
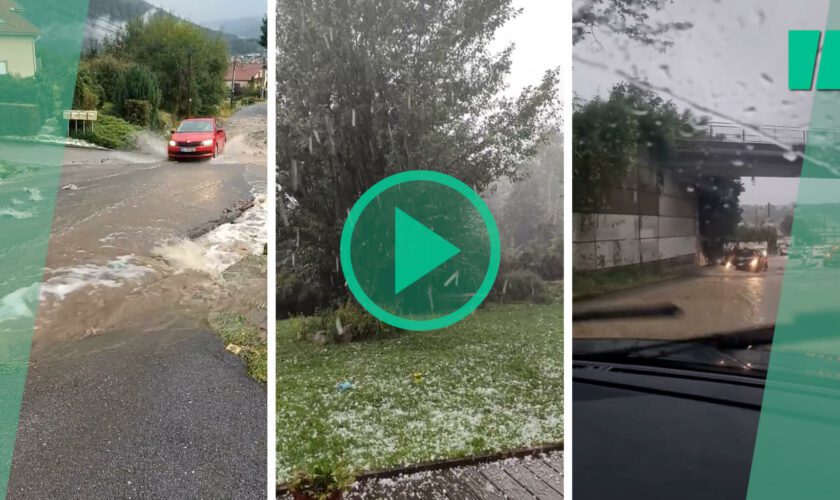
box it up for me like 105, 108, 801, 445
340, 170, 500, 331
394, 208, 461, 294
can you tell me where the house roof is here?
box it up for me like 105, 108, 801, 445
0, 0, 40, 37
224, 62, 264, 82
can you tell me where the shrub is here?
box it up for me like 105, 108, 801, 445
0, 103, 40, 136
0, 74, 51, 128
73, 63, 101, 111
87, 54, 129, 103
73, 114, 137, 150
278, 267, 332, 318
155, 110, 173, 132
492, 269, 551, 304
123, 99, 151, 127
293, 300, 392, 343
334, 300, 391, 341
114, 65, 161, 123
293, 312, 334, 342
288, 459, 355, 499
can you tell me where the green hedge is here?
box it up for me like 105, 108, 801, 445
123, 99, 151, 127
0, 74, 53, 124
0, 103, 40, 136
72, 114, 137, 150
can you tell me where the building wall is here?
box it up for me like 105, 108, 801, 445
0, 37, 36, 77
573, 160, 700, 271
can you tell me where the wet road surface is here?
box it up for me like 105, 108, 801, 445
574, 256, 788, 340
4, 104, 267, 498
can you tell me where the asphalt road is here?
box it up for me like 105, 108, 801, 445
4, 105, 267, 498
574, 256, 788, 340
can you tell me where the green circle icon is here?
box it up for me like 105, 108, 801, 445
340, 170, 500, 331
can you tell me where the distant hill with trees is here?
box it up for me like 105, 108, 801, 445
46, 0, 263, 55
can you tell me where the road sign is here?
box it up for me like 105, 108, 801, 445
62, 110, 97, 121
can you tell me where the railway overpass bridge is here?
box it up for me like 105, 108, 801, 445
573, 122, 840, 273
675, 122, 840, 179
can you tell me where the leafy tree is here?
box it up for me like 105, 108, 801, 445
72, 64, 101, 110
86, 53, 130, 103
277, 0, 559, 312
698, 177, 744, 260
260, 15, 268, 49
573, 83, 699, 210
113, 14, 229, 117
573, 0, 692, 47
113, 64, 161, 124
486, 133, 563, 279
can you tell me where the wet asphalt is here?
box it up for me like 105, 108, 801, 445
8, 322, 266, 499
4, 105, 267, 498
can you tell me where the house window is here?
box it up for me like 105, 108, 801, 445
0, 61, 7, 75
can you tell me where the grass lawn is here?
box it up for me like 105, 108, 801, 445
208, 313, 267, 383
573, 265, 697, 300
276, 301, 563, 482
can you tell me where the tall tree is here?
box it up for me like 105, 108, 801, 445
277, 0, 559, 312
112, 14, 229, 117
573, 83, 699, 211
698, 176, 744, 261
260, 15, 268, 49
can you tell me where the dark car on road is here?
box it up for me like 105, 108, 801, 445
168, 118, 226, 160
727, 248, 768, 272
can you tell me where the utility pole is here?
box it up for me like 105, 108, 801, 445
230, 57, 237, 107
186, 47, 194, 118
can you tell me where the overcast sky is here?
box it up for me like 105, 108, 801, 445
149, 0, 265, 26
492, 0, 563, 97
574, 0, 832, 205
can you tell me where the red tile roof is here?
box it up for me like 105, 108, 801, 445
0, 0, 39, 37
224, 62, 264, 82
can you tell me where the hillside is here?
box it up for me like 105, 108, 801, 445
205, 16, 262, 40
43, 0, 262, 55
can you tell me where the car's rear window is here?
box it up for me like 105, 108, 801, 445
177, 120, 213, 132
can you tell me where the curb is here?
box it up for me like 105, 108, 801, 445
276, 442, 564, 496
0, 136, 111, 151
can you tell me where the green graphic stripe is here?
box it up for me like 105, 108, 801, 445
789, 30, 820, 90
0, 1, 89, 497
747, 2, 840, 498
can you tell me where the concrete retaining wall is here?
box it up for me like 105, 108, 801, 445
573, 163, 700, 271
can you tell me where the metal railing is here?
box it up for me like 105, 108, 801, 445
702, 122, 840, 146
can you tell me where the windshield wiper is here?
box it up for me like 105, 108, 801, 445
572, 303, 683, 322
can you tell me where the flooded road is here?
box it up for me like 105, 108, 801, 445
574, 256, 788, 340
4, 104, 268, 498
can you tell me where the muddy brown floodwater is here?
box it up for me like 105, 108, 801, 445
574, 256, 788, 340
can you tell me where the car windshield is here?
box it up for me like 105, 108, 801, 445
572, 0, 836, 380
177, 120, 213, 132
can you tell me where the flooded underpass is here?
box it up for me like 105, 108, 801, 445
574, 256, 788, 340
2, 104, 268, 498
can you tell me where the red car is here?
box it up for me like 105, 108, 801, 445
168, 118, 226, 160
